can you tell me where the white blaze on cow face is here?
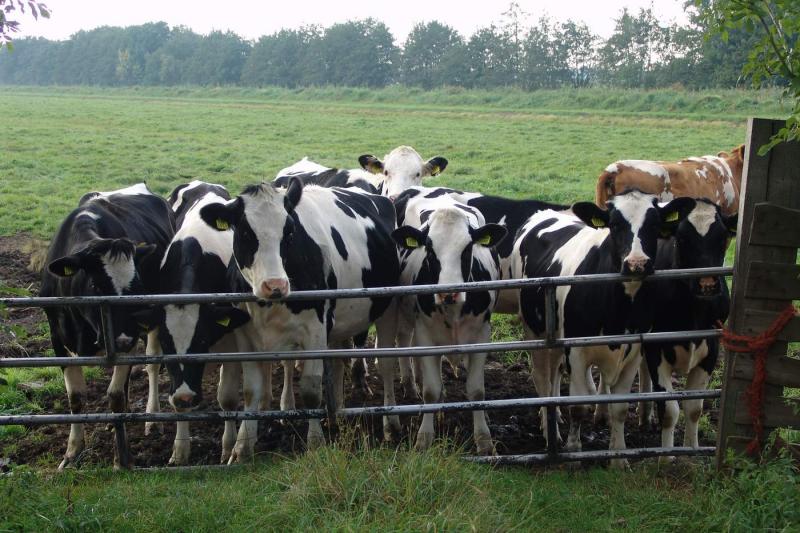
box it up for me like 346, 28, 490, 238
609, 190, 659, 273
164, 304, 200, 356
428, 208, 473, 305
686, 201, 717, 237
101, 250, 137, 295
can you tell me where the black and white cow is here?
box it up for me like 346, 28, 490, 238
639, 199, 735, 450
358, 146, 448, 201
512, 189, 694, 467
199, 178, 401, 457
274, 157, 381, 194
392, 188, 507, 454
40, 183, 175, 469
135, 181, 253, 465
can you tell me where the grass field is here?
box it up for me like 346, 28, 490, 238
0, 86, 797, 531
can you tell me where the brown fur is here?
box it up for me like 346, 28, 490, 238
595, 145, 745, 215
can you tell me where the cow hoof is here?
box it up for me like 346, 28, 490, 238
220, 448, 232, 465
227, 445, 253, 464
475, 435, 496, 456
414, 431, 435, 451
383, 416, 402, 442
658, 455, 677, 466
57, 454, 81, 471
169, 447, 190, 466
306, 434, 325, 450
144, 422, 163, 437
609, 458, 630, 470
565, 438, 582, 452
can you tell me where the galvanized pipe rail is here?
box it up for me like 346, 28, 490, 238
0, 266, 731, 466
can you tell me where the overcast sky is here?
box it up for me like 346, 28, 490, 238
19, 0, 689, 43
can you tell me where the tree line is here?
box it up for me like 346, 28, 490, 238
0, 5, 769, 90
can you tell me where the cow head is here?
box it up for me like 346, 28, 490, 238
719, 144, 746, 180
572, 190, 695, 276
393, 207, 506, 306
48, 238, 157, 352
359, 146, 448, 202
671, 199, 737, 297
199, 178, 303, 300
134, 304, 249, 410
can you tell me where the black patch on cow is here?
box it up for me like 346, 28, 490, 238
168, 182, 230, 227
330, 226, 349, 260
335, 200, 356, 218
424, 187, 463, 198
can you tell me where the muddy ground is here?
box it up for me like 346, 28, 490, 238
0, 235, 714, 469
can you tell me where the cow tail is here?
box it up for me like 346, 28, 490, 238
595, 171, 616, 207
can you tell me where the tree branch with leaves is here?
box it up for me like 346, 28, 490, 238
0, 0, 49, 50
695, 0, 799, 153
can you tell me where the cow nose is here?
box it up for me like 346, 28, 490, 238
623, 256, 651, 275
115, 334, 135, 352
259, 278, 289, 299
389, 195, 398, 203
698, 276, 720, 296
435, 292, 462, 306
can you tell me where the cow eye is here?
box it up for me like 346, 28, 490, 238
384, 170, 389, 176
416, 172, 420, 178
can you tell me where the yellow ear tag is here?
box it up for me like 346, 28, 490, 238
431, 165, 440, 176
665, 211, 679, 222
591, 217, 606, 228
216, 317, 231, 327
63, 266, 75, 276
405, 236, 419, 248
215, 219, 229, 231
477, 234, 492, 245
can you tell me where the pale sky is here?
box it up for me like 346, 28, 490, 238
18, 0, 689, 43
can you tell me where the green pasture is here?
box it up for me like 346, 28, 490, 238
0, 86, 796, 531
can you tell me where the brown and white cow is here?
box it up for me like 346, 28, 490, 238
595, 145, 745, 216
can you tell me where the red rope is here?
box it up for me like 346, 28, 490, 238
719, 303, 797, 455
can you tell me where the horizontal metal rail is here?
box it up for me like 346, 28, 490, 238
0, 390, 720, 426
464, 446, 716, 465
0, 329, 722, 368
0, 266, 733, 308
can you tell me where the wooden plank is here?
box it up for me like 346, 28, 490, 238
749, 203, 800, 247
732, 352, 800, 388
717, 118, 800, 469
743, 309, 800, 342
744, 261, 800, 300
735, 393, 800, 428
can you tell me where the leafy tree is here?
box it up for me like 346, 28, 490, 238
401, 21, 464, 89
242, 27, 322, 87
695, 0, 800, 151
464, 25, 516, 88
319, 19, 398, 87
0, 0, 49, 50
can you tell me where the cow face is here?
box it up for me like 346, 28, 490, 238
48, 238, 157, 352
673, 200, 737, 297
134, 304, 249, 410
359, 146, 448, 202
393, 207, 506, 306
719, 144, 746, 179
200, 179, 303, 300
573, 191, 695, 276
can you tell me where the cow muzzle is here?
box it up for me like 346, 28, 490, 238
170, 388, 200, 411
435, 292, 464, 306
696, 276, 721, 297
622, 255, 653, 276
114, 333, 136, 353
258, 278, 290, 300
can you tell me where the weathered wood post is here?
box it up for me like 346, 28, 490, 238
716, 118, 800, 468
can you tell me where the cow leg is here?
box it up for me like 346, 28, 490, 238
333, 357, 346, 410
566, 348, 591, 452
144, 330, 162, 436
60, 364, 88, 470
637, 357, 654, 429
466, 346, 493, 456
258, 362, 273, 411
397, 328, 419, 399
550, 354, 565, 424
592, 370, 609, 425
300, 356, 325, 449
169, 421, 191, 465
218, 361, 241, 464
375, 312, 400, 440
530, 347, 562, 447
607, 351, 642, 469
682, 365, 710, 448
230, 361, 263, 463
108, 364, 132, 469
654, 359, 679, 455
350, 331, 373, 397
414, 355, 442, 451
281, 360, 295, 411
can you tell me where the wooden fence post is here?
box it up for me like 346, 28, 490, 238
716, 118, 800, 468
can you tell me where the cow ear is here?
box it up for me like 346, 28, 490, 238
200, 198, 242, 232
131, 307, 162, 332
211, 306, 250, 331
424, 156, 448, 177
48, 255, 83, 277
658, 197, 696, 236
723, 213, 738, 236
471, 224, 507, 247
572, 202, 609, 229
392, 226, 425, 250
284, 177, 303, 212
734, 144, 745, 161
359, 155, 384, 174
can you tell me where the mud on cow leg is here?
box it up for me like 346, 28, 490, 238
60, 365, 87, 470
108, 365, 133, 469
218, 362, 241, 464
144, 330, 163, 436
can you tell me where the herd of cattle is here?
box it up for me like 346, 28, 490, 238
38, 144, 744, 468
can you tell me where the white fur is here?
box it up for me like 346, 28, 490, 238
612, 190, 659, 264
617, 160, 669, 181
172, 179, 225, 212
96, 183, 151, 197
101, 251, 136, 295
165, 192, 233, 267
77, 210, 100, 220
687, 202, 717, 237
164, 304, 199, 356
276, 157, 330, 177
